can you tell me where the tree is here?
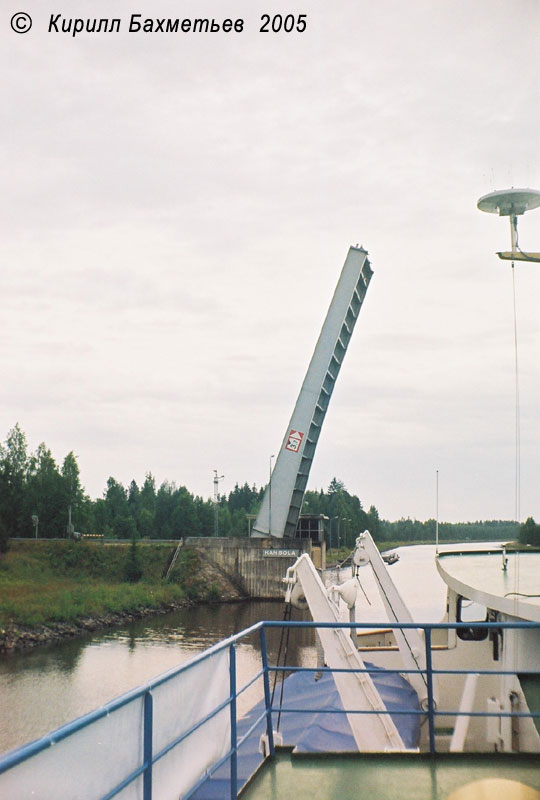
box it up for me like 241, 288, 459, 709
91, 498, 108, 535
194, 496, 214, 537
140, 473, 156, 514
0, 424, 28, 537
61, 452, 85, 535
25, 443, 65, 538
103, 478, 132, 538
155, 482, 176, 539
367, 505, 381, 541
519, 517, 540, 547
228, 482, 260, 512
138, 473, 157, 537
115, 515, 137, 540
327, 477, 346, 495
217, 505, 233, 537
124, 532, 142, 582
137, 508, 154, 538
0, 517, 9, 554
128, 480, 140, 511
171, 486, 198, 539
3, 423, 28, 476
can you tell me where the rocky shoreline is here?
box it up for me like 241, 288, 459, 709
0, 601, 190, 654
0, 594, 248, 654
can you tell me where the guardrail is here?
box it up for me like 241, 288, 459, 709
1, 620, 539, 800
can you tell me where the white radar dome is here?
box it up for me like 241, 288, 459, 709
477, 188, 540, 216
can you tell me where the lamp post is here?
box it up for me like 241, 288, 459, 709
268, 454, 275, 536
331, 516, 339, 550
65, 452, 78, 539
345, 519, 352, 548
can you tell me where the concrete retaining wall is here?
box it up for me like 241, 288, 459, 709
185, 537, 320, 599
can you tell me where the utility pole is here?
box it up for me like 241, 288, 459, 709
213, 470, 224, 537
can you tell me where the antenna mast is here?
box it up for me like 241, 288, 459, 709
477, 187, 540, 524
477, 187, 540, 263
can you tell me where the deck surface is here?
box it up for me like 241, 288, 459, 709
241, 752, 540, 800
437, 551, 540, 621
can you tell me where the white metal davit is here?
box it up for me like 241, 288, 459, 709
283, 553, 407, 752
352, 532, 432, 710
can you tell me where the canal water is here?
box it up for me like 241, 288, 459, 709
0, 542, 492, 756
0, 600, 316, 755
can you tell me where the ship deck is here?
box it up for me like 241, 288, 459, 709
242, 751, 540, 799
436, 550, 540, 621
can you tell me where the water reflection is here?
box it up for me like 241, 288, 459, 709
0, 601, 314, 754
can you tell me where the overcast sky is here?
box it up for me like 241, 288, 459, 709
2, 0, 540, 523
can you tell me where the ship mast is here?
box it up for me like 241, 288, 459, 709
477, 187, 540, 524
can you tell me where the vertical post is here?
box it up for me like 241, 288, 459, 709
435, 470, 439, 555
269, 454, 275, 536
424, 627, 436, 755
213, 470, 224, 537
143, 691, 153, 800
229, 644, 238, 800
510, 213, 518, 254
510, 253, 521, 526
260, 626, 275, 758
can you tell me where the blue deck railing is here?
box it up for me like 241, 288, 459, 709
1, 620, 540, 800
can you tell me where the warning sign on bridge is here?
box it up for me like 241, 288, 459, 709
285, 429, 304, 453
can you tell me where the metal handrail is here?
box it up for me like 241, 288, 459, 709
1, 619, 540, 800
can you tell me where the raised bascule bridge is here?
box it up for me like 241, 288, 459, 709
188, 245, 373, 597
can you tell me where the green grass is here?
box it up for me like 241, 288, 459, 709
0, 578, 188, 627
0, 541, 212, 628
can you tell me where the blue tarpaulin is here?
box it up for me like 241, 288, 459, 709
193, 664, 421, 799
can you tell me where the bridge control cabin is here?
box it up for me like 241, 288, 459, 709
247, 513, 327, 568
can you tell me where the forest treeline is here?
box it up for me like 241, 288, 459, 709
0, 424, 524, 551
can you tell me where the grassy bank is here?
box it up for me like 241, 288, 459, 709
0, 540, 225, 629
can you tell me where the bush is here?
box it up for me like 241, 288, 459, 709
124, 537, 143, 583
206, 583, 221, 603
0, 518, 9, 554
